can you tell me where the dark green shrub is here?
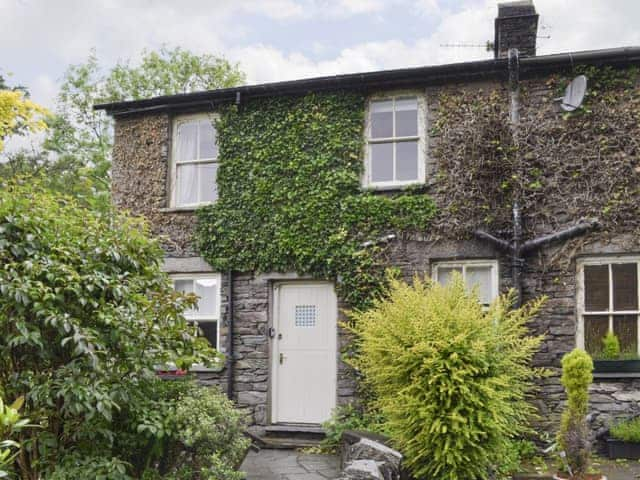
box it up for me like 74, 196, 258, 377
610, 417, 640, 443
110, 378, 249, 480
111, 376, 193, 477
46, 455, 132, 480
349, 274, 545, 480
0, 180, 219, 477
557, 348, 593, 479
600, 332, 620, 360
169, 385, 250, 480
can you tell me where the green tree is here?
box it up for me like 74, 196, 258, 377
0, 75, 49, 152
46, 47, 244, 186
0, 180, 220, 479
1, 48, 245, 205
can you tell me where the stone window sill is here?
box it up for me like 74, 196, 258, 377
593, 359, 640, 377
593, 372, 640, 380
158, 207, 199, 213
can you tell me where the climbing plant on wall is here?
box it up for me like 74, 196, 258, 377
432, 65, 640, 241
196, 93, 436, 308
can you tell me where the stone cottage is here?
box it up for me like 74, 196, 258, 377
96, 1, 640, 441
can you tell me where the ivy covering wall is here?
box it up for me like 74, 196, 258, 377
196, 93, 436, 308
432, 66, 640, 240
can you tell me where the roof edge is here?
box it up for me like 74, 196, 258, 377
95, 46, 640, 117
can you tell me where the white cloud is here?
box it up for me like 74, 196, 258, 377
2, 0, 638, 158
234, 0, 640, 85
2, 0, 639, 111
240, 0, 307, 20
30, 74, 58, 108
333, 0, 387, 15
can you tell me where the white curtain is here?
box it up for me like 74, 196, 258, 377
177, 164, 198, 205
176, 121, 199, 205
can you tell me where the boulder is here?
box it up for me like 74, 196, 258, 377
342, 459, 384, 480
348, 438, 402, 480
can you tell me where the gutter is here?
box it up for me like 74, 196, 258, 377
94, 47, 640, 117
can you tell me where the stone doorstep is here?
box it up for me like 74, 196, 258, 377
265, 423, 326, 439
246, 424, 326, 450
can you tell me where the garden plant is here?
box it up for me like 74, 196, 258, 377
610, 417, 640, 444
600, 332, 620, 360
556, 348, 598, 480
349, 274, 545, 480
0, 180, 246, 479
0, 396, 30, 479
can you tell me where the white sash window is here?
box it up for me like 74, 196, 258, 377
364, 95, 425, 188
433, 260, 499, 307
171, 273, 221, 349
577, 256, 640, 357
171, 114, 219, 208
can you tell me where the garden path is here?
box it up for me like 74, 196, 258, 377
241, 448, 340, 480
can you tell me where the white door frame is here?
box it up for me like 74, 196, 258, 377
270, 281, 337, 424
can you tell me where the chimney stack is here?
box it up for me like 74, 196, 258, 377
494, 1, 539, 59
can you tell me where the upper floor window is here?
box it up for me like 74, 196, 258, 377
171, 273, 221, 350
364, 95, 425, 188
577, 257, 640, 358
433, 259, 499, 307
171, 114, 219, 208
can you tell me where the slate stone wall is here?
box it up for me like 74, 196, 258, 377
110, 70, 640, 433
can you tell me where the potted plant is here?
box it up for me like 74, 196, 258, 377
606, 417, 640, 459
593, 332, 640, 373
554, 349, 606, 480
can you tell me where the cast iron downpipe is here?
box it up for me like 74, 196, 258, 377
225, 91, 242, 401
475, 48, 599, 307
226, 269, 234, 400
508, 48, 525, 307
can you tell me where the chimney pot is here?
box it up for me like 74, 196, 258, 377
494, 0, 539, 59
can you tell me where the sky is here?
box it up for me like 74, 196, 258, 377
1, 0, 639, 113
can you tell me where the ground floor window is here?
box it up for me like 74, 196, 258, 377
432, 259, 499, 307
577, 256, 640, 357
171, 273, 221, 349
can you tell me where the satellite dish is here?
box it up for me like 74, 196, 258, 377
558, 75, 587, 112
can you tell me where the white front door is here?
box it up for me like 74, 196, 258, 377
272, 282, 337, 424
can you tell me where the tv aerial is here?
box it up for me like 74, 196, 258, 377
556, 75, 587, 111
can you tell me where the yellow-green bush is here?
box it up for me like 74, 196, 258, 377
348, 274, 545, 480
558, 349, 593, 478
601, 331, 620, 360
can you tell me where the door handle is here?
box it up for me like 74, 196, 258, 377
279, 353, 285, 364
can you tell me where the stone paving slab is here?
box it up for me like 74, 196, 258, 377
241, 448, 340, 480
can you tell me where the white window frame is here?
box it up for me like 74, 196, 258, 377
171, 272, 221, 351
432, 259, 500, 305
576, 255, 640, 356
363, 93, 426, 189
170, 113, 220, 208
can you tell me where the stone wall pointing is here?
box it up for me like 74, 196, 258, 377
111, 71, 640, 434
